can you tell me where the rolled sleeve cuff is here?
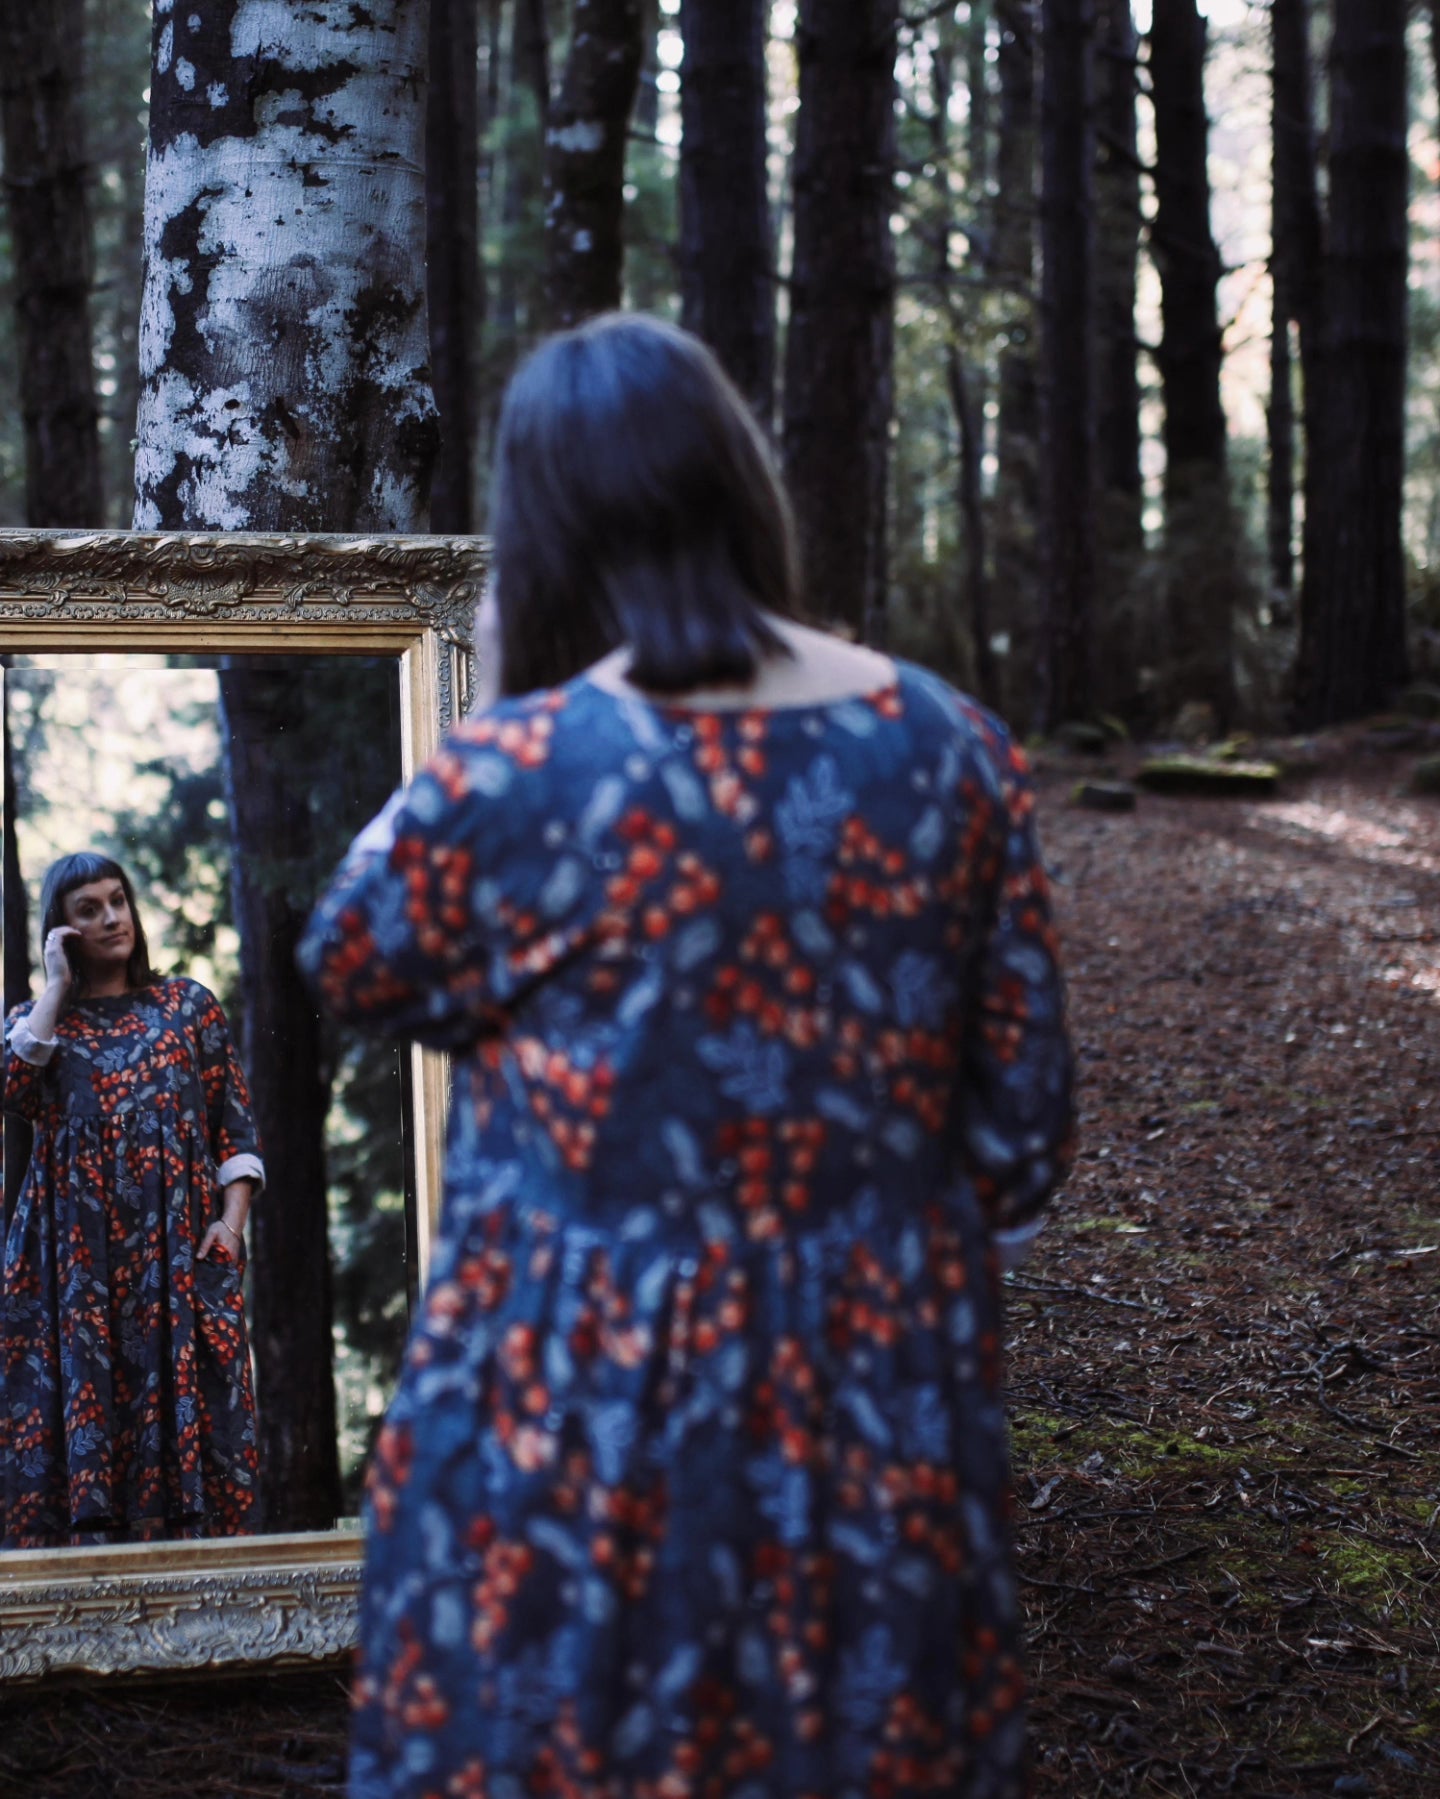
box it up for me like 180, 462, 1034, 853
217, 1152, 266, 1194
992, 1217, 1044, 1271
11, 1019, 57, 1066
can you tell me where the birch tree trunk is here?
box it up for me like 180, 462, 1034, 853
133, 1, 438, 530
679, 0, 775, 424
428, 0, 484, 532
543, 0, 645, 328
1150, 0, 1234, 724
133, 0, 439, 1530
1295, 0, 1410, 725
782, 0, 898, 645
0, 0, 104, 526
1036, 0, 1096, 729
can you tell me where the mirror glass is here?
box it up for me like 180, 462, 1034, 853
1, 651, 413, 1551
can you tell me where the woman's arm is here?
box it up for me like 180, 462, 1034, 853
959, 737, 1076, 1260
4, 928, 78, 1117
198, 1177, 256, 1262
193, 987, 265, 1260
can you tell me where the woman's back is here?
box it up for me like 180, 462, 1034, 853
303, 656, 1072, 1799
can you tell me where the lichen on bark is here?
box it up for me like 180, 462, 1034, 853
133, 0, 438, 532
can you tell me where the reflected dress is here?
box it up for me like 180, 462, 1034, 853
301, 664, 1074, 1799
2, 976, 265, 1546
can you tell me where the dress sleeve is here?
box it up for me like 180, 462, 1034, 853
958, 738, 1076, 1252
194, 987, 266, 1193
4, 1004, 51, 1121
297, 746, 523, 1051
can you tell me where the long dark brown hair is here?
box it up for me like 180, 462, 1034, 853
488, 312, 801, 697
39, 852, 153, 997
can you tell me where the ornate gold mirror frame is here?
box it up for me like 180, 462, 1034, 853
0, 530, 481, 1681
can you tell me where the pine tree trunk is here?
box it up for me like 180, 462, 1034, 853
1295, 0, 1410, 725
679, 0, 775, 424
1269, 0, 1323, 610
543, 0, 645, 328
218, 664, 342, 1536
1036, 0, 1096, 729
133, 1, 439, 530
0, 0, 104, 526
1150, 0, 1234, 723
992, 0, 1039, 715
782, 0, 898, 644
428, 0, 483, 532
1094, 0, 1141, 542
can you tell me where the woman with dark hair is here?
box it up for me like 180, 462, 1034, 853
303, 313, 1074, 1798
2, 851, 264, 1546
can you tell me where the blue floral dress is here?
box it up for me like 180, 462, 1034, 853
301, 664, 1074, 1799
2, 976, 264, 1546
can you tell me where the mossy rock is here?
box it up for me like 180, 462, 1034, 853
1410, 754, 1440, 797
1072, 780, 1137, 813
1137, 756, 1280, 797
1399, 683, 1440, 721
1054, 719, 1110, 755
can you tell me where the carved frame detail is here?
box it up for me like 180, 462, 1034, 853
0, 529, 485, 1682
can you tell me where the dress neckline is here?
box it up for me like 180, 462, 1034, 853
576, 667, 904, 719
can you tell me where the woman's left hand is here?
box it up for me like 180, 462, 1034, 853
198, 1218, 245, 1262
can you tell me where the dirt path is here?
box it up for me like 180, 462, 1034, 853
2, 756, 1436, 1799
1018, 756, 1440, 1796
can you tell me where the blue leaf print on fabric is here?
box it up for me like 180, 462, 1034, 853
588, 1400, 639, 1486
776, 755, 852, 856
908, 804, 945, 865
578, 775, 628, 846
898, 1384, 952, 1462
890, 951, 947, 1028
539, 857, 584, 918
837, 1624, 907, 1731
695, 1025, 791, 1113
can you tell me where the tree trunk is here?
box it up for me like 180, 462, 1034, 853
1094, 0, 1141, 543
1295, 0, 1410, 725
992, 0, 1040, 716
428, 0, 483, 533
782, 0, 898, 645
543, 0, 645, 328
217, 664, 342, 1535
0, 0, 104, 526
133, 1, 439, 530
1036, 0, 1096, 729
1149, 0, 1234, 723
133, 0, 439, 1528
1269, 0, 1323, 610
679, 0, 775, 424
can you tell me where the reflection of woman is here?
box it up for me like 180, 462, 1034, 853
1, 852, 265, 1547
304, 316, 1074, 1798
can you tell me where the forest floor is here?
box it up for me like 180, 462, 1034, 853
1018, 735, 1440, 1796
1, 737, 1437, 1799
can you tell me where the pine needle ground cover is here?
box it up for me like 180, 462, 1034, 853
0, 753, 1436, 1798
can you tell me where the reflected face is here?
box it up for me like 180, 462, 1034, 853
61, 877, 135, 975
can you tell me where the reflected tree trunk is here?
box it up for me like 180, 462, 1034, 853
679, 0, 775, 425
782, 0, 898, 646
1094, 0, 1141, 545
543, 0, 645, 328
0, 0, 104, 526
218, 663, 342, 1534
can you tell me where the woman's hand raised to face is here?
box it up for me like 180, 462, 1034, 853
42, 926, 80, 988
